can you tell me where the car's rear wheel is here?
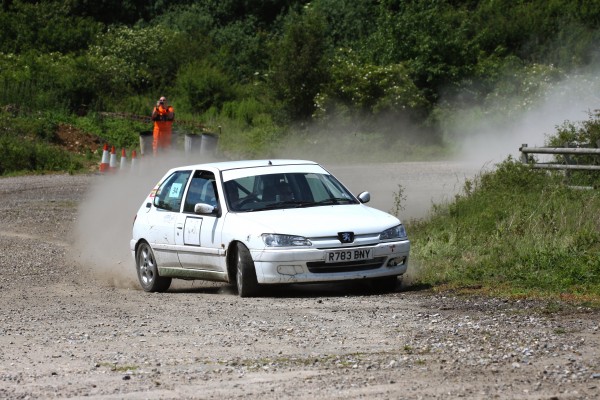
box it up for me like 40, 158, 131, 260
136, 242, 171, 292
235, 243, 259, 297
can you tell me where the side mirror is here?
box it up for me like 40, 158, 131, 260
357, 191, 370, 204
194, 203, 219, 216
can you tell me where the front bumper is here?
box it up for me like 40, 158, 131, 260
250, 240, 409, 284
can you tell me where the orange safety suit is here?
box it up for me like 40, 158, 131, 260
151, 104, 175, 155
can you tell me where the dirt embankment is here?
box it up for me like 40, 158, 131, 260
0, 172, 599, 399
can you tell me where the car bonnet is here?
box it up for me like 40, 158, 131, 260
227, 203, 400, 237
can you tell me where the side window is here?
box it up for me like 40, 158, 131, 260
154, 171, 192, 211
183, 171, 218, 213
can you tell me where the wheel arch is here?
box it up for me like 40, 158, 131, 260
134, 238, 149, 257
226, 240, 243, 284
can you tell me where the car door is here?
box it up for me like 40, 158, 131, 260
175, 170, 224, 272
148, 169, 192, 268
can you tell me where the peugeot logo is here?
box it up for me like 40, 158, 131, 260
338, 232, 354, 243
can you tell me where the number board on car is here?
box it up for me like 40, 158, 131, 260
325, 248, 373, 264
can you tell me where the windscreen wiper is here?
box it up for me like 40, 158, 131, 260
312, 197, 355, 206
261, 200, 315, 210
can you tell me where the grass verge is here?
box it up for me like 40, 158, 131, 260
407, 158, 600, 306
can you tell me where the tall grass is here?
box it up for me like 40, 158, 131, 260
408, 158, 600, 301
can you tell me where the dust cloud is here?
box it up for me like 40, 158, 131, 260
449, 70, 600, 166
71, 150, 220, 288
307, 70, 600, 220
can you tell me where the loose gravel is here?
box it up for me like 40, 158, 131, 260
0, 172, 599, 399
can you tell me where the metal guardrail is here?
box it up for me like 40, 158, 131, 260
99, 112, 209, 131
519, 143, 600, 171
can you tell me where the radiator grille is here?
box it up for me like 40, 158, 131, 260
306, 257, 386, 273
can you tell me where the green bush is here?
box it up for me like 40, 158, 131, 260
0, 135, 84, 175
87, 24, 182, 94
70, 114, 145, 150
268, 7, 329, 120
175, 62, 236, 114
315, 50, 428, 120
409, 158, 600, 298
545, 110, 600, 187
0, 1, 101, 54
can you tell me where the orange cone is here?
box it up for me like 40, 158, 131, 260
120, 148, 127, 170
130, 150, 138, 169
109, 146, 118, 171
99, 144, 110, 173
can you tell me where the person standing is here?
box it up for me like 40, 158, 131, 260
151, 96, 175, 155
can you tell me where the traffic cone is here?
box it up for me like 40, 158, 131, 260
120, 148, 127, 170
99, 144, 109, 173
109, 146, 118, 171
130, 150, 138, 169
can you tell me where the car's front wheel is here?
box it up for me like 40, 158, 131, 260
136, 242, 171, 292
235, 243, 260, 297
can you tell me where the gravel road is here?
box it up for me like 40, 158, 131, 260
1, 170, 599, 399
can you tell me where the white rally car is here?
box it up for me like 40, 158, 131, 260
131, 160, 410, 297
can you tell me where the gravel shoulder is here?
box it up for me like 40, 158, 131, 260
1, 172, 599, 399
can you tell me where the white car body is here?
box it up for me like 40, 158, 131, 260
131, 160, 410, 296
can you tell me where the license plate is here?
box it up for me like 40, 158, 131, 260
325, 248, 373, 263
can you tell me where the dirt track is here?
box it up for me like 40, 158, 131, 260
1, 171, 599, 399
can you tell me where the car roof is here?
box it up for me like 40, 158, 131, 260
172, 159, 319, 173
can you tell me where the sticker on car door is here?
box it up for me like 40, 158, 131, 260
184, 217, 202, 246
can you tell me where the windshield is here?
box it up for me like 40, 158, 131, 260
224, 172, 359, 212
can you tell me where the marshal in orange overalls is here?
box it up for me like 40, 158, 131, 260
151, 97, 174, 155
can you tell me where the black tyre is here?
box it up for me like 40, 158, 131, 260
235, 243, 260, 297
136, 242, 171, 292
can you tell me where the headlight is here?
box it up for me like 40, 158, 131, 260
379, 224, 407, 240
262, 234, 312, 247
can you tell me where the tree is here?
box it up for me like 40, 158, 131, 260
268, 7, 329, 120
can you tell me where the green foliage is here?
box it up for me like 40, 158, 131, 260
213, 18, 272, 82
546, 110, 600, 187
482, 63, 564, 113
216, 117, 282, 159
88, 24, 182, 94
71, 114, 145, 149
0, 131, 84, 175
409, 157, 600, 298
0, 136, 77, 175
175, 62, 237, 114
0, 1, 102, 54
315, 50, 428, 119
268, 6, 329, 120
311, 0, 378, 47
548, 110, 600, 148
0, 111, 58, 142
221, 96, 273, 127
473, 0, 600, 67
1, 0, 600, 164
365, 1, 480, 97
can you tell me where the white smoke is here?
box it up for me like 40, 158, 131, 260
449, 70, 600, 165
